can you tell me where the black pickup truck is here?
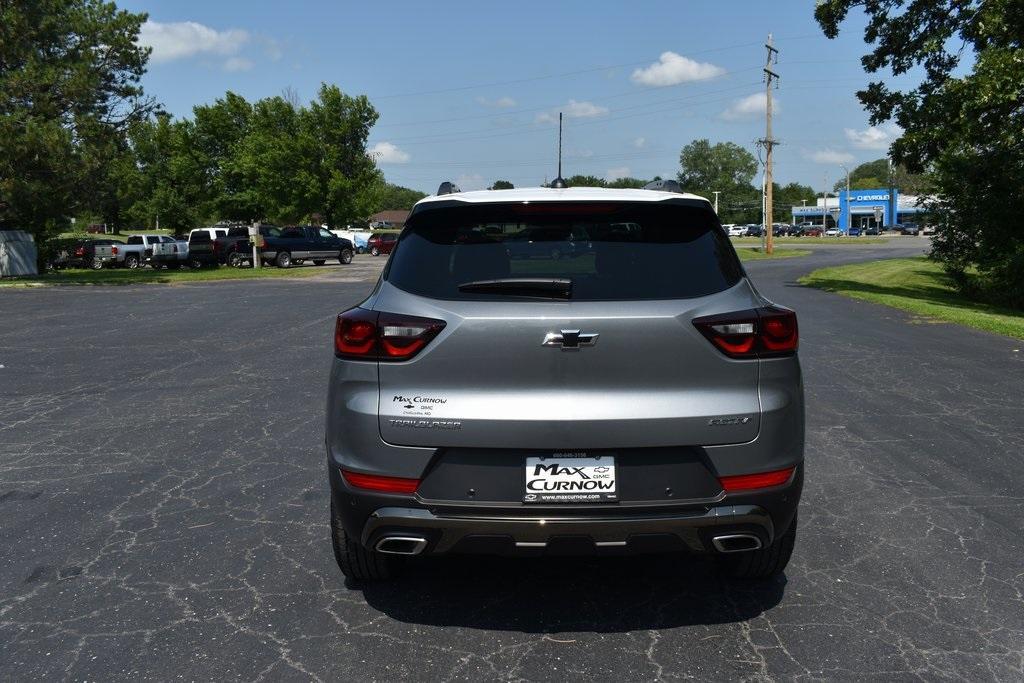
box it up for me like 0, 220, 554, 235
260, 226, 354, 268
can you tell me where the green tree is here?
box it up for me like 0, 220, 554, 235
606, 177, 648, 189
0, 0, 156, 251
565, 175, 606, 187
489, 180, 514, 190
678, 139, 760, 223
773, 182, 817, 222
378, 183, 427, 210
831, 158, 931, 194
816, 0, 1024, 307
301, 83, 382, 228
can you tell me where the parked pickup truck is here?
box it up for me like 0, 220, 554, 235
213, 225, 279, 267
93, 234, 176, 269
151, 235, 189, 269
261, 226, 354, 268
186, 231, 218, 268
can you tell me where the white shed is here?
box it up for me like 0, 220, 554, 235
0, 230, 38, 277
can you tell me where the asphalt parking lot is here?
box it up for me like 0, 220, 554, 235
2, 243, 1022, 681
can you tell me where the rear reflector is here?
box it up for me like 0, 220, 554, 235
341, 469, 420, 494
719, 466, 795, 492
692, 306, 798, 359
335, 308, 445, 361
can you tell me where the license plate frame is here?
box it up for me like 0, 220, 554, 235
523, 453, 617, 503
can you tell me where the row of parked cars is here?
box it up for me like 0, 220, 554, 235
50, 224, 361, 271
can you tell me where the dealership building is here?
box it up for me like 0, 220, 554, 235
791, 189, 928, 231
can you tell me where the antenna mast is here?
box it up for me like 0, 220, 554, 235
551, 112, 567, 188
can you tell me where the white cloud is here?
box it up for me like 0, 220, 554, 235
633, 137, 646, 148
536, 99, 609, 124
631, 52, 726, 87
223, 57, 253, 72
139, 20, 250, 64
606, 167, 631, 182
844, 124, 901, 150
805, 148, 855, 164
720, 93, 777, 121
455, 173, 485, 191
369, 142, 410, 164
477, 96, 517, 108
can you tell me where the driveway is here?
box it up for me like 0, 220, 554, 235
1, 242, 1021, 681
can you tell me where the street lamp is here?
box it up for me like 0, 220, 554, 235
840, 164, 851, 233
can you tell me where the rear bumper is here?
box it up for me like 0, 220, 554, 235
329, 464, 801, 556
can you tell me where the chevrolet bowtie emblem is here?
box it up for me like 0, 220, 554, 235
542, 329, 599, 350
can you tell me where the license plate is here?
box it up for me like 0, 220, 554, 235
523, 454, 616, 503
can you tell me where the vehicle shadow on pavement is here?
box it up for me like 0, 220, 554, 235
356, 554, 786, 633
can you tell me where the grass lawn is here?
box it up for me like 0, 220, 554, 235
799, 257, 1024, 340
0, 265, 333, 287
735, 248, 810, 260
731, 236, 888, 245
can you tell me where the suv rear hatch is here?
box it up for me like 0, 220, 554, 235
370, 199, 761, 450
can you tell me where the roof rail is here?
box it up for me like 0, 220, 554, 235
643, 179, 684, 193
437, 181, 461, 195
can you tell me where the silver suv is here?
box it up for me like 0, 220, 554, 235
326, 181, 803, 581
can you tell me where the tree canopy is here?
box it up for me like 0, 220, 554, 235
0, 0, 157, 240
489, 180, 514, 190
817, 0, 1024, 307
678, 140, 761, 223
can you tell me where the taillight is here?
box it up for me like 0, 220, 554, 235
692, 306, 798, 359
341, 469, 420, 494
74, 247, 85, 256
334, 308, 445, 361
111, 246, 118, 255
719, 466, 795, 492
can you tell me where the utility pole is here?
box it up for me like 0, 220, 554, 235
840, 164, 851, 233
759, 35, 779, 254
712, 191, 720, 214
822, 173, 828, 231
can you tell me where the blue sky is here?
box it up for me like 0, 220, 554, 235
121, 0, 908, 195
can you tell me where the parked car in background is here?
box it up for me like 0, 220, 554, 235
802, 226, 824, 237
186, 231, 218, 268
331, 229, 372, 253
367, 233, 398, 256
261, 226, 354, 268
150, 235, 189, 269
49, 238, 119, 270
922, 224, 936, 235
825, 228, 841, 237
189, 227, 229, 242
744, 224, 763, 237
864, 226, 881, 236
900, 224, 920, 236
723, 224, 744, 237
847, 227, 862, 237
92, 234, 166, 269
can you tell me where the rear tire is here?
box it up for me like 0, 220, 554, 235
339, 249, 353, 265
331, 497, 396, 582
124, 254, 140, 269
90, 259, 103, 270
719, 514, 797, 580
227, 252, 244, 268
276, 252, 292, 268
371, 247, 380, 256
189, 257, 204, 269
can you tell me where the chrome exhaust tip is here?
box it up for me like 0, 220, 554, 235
374, 536, 428, 555
712, 534, 763, 553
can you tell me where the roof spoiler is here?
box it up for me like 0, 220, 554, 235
643, 179, 684, 193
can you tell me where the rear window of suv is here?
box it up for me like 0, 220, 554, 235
385, 201, 743, 301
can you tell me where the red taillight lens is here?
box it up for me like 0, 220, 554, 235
111, 246, 118, 255
341, 469, 420, 494
719, 466, 795, 492
334, 308, 445, 361
692, 306, 798, 359
74, 247, 85, 256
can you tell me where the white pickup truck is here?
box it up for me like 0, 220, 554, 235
92, 234, 181, 269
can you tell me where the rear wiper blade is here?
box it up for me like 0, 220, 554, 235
457, 278, 572, 299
